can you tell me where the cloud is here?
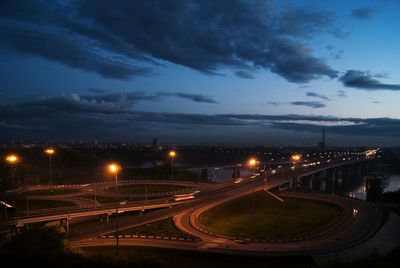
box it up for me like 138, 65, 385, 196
87, 88, 109, 94
337, 90, 347, 97
1, 97, 399, 143
263, 101, 281, 106
290, 101, 326, 108
351, 7, 376, 20
235, 71, 254, 79
173, 93, 217, 104
0, 92, 399, 145
0, 19, 152, 80
306, 92, 331, 101
0, 0, 340, 83
340, 70, 400, 91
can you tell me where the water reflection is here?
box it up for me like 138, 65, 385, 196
318, 171, 400, 201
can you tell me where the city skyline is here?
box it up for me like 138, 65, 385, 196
1, 0, 400, 145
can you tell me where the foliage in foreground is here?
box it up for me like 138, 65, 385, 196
0, 224, 159, 268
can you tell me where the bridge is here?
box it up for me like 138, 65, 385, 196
6, 156, 374, 233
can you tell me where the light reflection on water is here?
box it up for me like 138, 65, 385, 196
342, 174, 399, 200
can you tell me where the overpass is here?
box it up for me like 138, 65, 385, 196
7, 157, 374, 231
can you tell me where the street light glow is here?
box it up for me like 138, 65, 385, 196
248, 158, 257, 167
5, 154, 18, 163
44, 148, 55, 155
108, 163, 120, 174
291, 154, 301, 162
169, 150, 176, 158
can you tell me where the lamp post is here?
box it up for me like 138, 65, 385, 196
169, 150, 176, 181
108, 163, 121, 257
248, 158, 257, 229
44, 148, 55, 187
291, 154, 301, 189
5, 154, 18, 179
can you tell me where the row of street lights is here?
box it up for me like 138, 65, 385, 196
3, 149, 177, 258
4, 149, 55, 185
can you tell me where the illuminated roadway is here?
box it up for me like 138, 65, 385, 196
56, 156, 385, 257
4, 154, 384, 257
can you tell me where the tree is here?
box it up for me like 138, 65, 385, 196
365, 175, 387, 202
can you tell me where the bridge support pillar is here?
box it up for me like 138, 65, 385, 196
320, 177, 326, 191
337, 168, 343, 186
106, 214, 110, 224
309, 174, 314, 189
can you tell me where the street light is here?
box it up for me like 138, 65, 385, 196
291, 154, 301, 189
108, 163, 121, 257
5, 154, 18, 179
169, 150, 176, 181
248, 157, 257, 229
44, 148, 55, 186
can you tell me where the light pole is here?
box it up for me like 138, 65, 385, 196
169, 150, 176, 181
248, 158, 257, 229
44, 148, 55, 187
108, 163, 121, 257
291, 154, 301, 189
5, 154, 18, 179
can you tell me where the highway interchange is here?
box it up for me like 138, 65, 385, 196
5, 152, 391, 258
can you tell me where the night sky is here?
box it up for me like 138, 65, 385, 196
1, 0, 399, 146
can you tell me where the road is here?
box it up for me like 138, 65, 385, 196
3, 155, 385, 257
61, 157, 386, 256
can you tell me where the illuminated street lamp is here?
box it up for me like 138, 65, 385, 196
5, 154, 18, 178
169, 150, 176, 181
248, 158, 257, 168
108, 163, 121, 257
44, 148, 55, 186
291, 154, 301, 189
291, 154, 301, 163
247, 157, 257, 229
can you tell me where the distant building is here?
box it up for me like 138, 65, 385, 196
318, 128, 326, 150
152, 137, 162, 152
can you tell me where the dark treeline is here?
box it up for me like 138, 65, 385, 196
0, 147, 211, 193
365, 175, 400, 204
0, 224, 159, 268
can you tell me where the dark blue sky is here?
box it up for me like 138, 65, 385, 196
1, 0, 399, 145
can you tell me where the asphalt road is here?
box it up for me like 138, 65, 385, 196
65, 157, 385, 256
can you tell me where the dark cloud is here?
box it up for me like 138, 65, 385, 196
337, 90, 347, 97
87, 88, 109, 94
290, 101, 326, 109
235, 71, 254, 79
351, 7, 376, 20
263, 101, 281, 106
306, 92, 331, 101
173, 93, 217, 104
340, 70, 400, 91
1, 97, 399, 143
0, 20, 152, 79
264, 39, 338, 82
0, 0, 340, 83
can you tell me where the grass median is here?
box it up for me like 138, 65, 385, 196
198, 191, 343, 240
